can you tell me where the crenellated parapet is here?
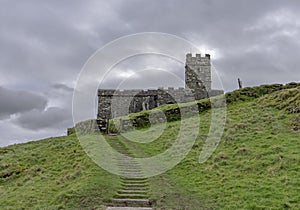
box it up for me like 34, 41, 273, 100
186, 53, 211, 65
98, 87, 193, 97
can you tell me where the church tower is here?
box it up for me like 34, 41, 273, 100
185, 53, 211, 99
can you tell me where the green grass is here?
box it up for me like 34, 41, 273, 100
109, 86, 300, 209
1, 84, 299, 209
0, 135, 120, 209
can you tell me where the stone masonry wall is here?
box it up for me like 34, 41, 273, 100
97, 88, 195, 119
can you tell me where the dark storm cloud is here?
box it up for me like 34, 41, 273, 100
13, 107, 72, 130
0, 0, 120, 88
0, 87, 47, 119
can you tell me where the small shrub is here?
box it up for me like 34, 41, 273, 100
236, 147, 251, 155
213, 152, 228, 162
291, 115, 300, 131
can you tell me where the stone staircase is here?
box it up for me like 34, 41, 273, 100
106, 138, 152, 210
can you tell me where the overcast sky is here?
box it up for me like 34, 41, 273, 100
1, 0, 300, 147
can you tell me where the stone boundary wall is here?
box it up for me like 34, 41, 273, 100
71, 119, 99, 135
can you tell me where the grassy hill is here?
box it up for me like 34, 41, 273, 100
1, 83, 299, 209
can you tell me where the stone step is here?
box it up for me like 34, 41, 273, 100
119, 173, 145, 178
110, 199, 152, 207
119, 170, 143, 174
116, 161, 139, 163
121, 183, 148, 187
117, 166, 141, 169
115, 194, 148, 199
117, 162, 138, 164
107, 207, 152, 210
116, 162, 136, 164
117, 163, 139, 166
119, 172, 144, 175
118, 168, 141, 171
117, 191, 148, 194
121, 178, 147, 183
120, 188, 149, 192
120, 186, 148, 189
117, 163, 140, 166
121, 186, 149, 190
118, 169, 142, 172
120, 175, 146, 179
115, 161, 139, 164
118, 166, 142, 170
121, 182, 148, 185
121, 185, 149, 189
112, 152, 132, 155
121, 184, 149, 189
118, 190, 148, 194
119, 169, 143, 173
119, 172, 145, 176
116, 158, 137, 160
119, 166, 142, 172
121, 180, 148, 184
121, 178, 148, 181
122, 183, 147, 186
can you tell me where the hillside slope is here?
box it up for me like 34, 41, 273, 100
1, 83, 299, 209
0, 135, 120, 209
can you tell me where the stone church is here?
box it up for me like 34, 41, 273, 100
97, 53, 223, 132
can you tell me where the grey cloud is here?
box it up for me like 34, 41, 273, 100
1, 0, 300, 91
51, 83, 74, 92
0, 118, 68, 147
0, 1, 102, 88
99, 54, 184, 89
45, 83, 74, 109
0, 87, 47, 119
214, 27, 300, 90
106, 0, 300, 91
13, 107, 72, 130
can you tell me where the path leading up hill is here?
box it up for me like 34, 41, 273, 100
106, 138, 152, 209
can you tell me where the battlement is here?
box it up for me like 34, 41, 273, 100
98, 87, 192, 97
186, 53, 210, 58
186, 53, 210, 62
